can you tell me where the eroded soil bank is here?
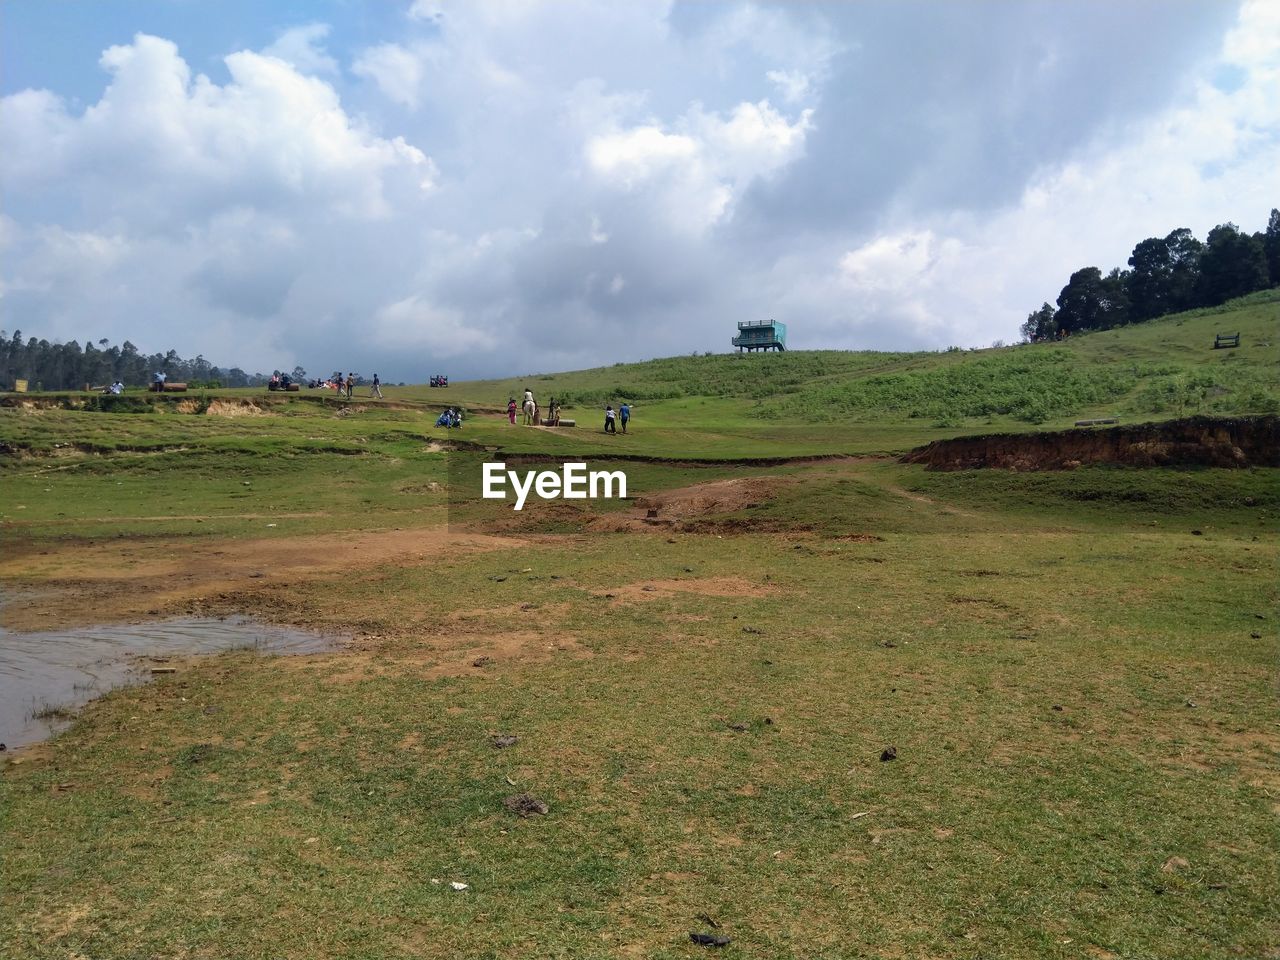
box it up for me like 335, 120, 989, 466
902, 415, 1280, 471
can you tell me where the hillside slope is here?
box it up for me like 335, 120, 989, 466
417, 290, 1278, 433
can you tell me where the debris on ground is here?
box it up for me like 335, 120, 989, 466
1161, 856, 1190, 873
695, 913, 720, 929
450, 881, 469, 891
472, 656, 493, 668
727, 722, 747, 732
689, 932, 731, 947
491, 734, 518, 749
742, 626, 762, 634
880, 745, 898, 762
504, 792, 550, 817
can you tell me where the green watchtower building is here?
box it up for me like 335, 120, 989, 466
732, 319, 787, 352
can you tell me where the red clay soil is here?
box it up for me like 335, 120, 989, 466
901, 415, 1280, 471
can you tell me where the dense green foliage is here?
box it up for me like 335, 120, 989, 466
762, 350, 1136, 425
0, 330, 272, 391
1022, 208, 1279, 341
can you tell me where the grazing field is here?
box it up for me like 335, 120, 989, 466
1, 297, 1277, 959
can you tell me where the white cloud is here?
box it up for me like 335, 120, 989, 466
371, 294, 495, 356
352, 42, 427, 109
585, 99, 812, 232
586, 126, 699, 185
766, 69, 810, 103
0, 34, 437, 225
262, 23, 338, 75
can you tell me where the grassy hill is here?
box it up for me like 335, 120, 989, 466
425, 288, 1278, 419
384, 289, 1278, 457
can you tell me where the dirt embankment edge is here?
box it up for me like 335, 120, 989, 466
901, 416, 1280, 471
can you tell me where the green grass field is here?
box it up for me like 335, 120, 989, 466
1, 295, 1277, 958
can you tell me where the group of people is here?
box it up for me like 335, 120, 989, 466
435, 406, 464, 428
507, 389, 565, 426
506, 387, 631, 433
308, 373, 383, 399
603, 402, 631, 434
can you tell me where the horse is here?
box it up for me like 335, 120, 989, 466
523, 399, 537, 425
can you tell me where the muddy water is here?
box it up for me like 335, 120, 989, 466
0, 616, 338, 750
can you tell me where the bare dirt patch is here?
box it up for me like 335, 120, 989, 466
0, 526, 524, 630
282, 615, 586, 684
206, 399, 271, 417
590, 476, 790, 532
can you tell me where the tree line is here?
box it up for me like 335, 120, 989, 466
0, 331, 275, 391
1021, 209, 1280, 342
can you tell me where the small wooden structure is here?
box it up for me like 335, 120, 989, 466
732, 319, 787, 352
1214, 332, 1240, 349
149, 382, 188, 393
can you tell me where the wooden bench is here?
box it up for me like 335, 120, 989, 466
1214, 332, 1240, 349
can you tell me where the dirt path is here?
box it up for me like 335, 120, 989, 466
0, 526, 524, 631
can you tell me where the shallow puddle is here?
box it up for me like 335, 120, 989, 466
0, 615, 338, 750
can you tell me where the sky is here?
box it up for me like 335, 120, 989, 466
1, 0, 1276, 381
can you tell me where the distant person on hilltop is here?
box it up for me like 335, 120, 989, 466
371, 374, 383, 399
619, 402, 631, 434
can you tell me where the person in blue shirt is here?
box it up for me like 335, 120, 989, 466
619, 402, 631, 434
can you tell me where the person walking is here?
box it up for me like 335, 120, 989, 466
371, 374, 383, 399
604, 404, 617, 434
619, 402, 631, 434
346, 373, 355, 399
